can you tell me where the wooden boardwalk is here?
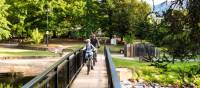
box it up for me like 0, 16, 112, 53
71, 54, 108, 88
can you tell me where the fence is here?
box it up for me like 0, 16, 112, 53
124, 43, 160, 57
22, 48, 84, 88
104, 46, 121, 88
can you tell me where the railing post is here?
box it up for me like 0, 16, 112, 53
22, 48, 84, 88
80, 51, 84, 66
67, 57, 70, 88
77, 51, 80, 69
104, 46, 121, 88
74, 52, 77, 71
54, 67, 58, 88
80, 50, 83, 67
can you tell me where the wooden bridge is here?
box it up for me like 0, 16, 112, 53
22, 46, 121, 88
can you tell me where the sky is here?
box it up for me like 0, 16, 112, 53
143, 0, 174, 5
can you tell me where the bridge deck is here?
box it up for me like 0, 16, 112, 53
71, 54, 108, 88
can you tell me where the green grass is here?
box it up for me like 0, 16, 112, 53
0, 83, 22, 88
113, 57, 150, 68
98, 45, 124, 54
0, 48, 59, 57
112, 57, 200, 87
66, 44, 84, 50
0, 51, 58, 57
64, 43, 124, 54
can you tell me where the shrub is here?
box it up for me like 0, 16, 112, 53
0, 29, 10, 40
31, 28, 43, 44
194, 78, 200, 88
124, 34, 134, 44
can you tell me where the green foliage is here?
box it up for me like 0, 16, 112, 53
0, 0, 10, 40
0, 83, 22, 88
5, 0, 87, 39
128, 0, 151, 38
167, 62, 200, 85
0, 29, 10, 40
31, 28, 43, 44
2, 0, 151, 41
105, 0, 151, 40
113, 57, 200, 87
81, 0, 101, 38
124, 34, 134, 44
109, 1, 130, 38
145, 0, 200, 61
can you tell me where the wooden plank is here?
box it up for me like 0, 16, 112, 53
70, 54, 108, 88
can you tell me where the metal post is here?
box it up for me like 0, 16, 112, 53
67, 57, 70, 86
54, 67, 58, 88
74, 52, 77, 71
46, 9, 49, 47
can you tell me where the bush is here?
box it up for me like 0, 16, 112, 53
113, 57, 200, 87
124, 34, 134, 44
31, 28, 43, 44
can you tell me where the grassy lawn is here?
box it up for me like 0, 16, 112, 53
66, 44, 84, 50
113, 57, 200, 87
65, 43, 124, 54
98, 44, 124, 54
0, 48, 59, 57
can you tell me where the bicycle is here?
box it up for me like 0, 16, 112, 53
93, 50, 97, 66
85, 52, 94, 75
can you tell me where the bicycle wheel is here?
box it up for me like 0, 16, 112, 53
90, 58, 94, 70
87, 59, 91, 75
94, 52, 97, 62
93, 52, 97, 66
93, 57, 96, 66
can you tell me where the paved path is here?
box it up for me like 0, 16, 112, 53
71, 54, 108, 88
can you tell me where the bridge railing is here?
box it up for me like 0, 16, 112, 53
104, 46, 121, 88
22, 48, 84, 88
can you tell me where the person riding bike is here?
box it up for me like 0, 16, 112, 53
82, 39, 96, 70
90, 34, 100, 62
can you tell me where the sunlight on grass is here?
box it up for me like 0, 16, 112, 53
0, 48, 32, 52
112, 57, 200, 87
0, 48, 59, 57
98, 45, 124, 53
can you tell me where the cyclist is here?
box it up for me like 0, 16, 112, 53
82, 39, 96, 70
90, 34, 100, 62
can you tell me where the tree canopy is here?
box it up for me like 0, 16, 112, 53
0, 0, 200, 62
145, 0, 200, 61
0, 0, 10, 40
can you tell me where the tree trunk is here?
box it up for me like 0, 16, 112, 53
121, 36, 123, 42
109, 34, 112, 39
52, 30, 57, 38
172, 56, 175, 64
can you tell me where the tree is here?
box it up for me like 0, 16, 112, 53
104, 0, 151, 42
5, 0, 86, 39
146, 0, 200, 62
111, 0, 130, 40
0, 0, 10, 40
6, 0, 46, 39
130, 0, 151, 41
80, 0, 101, 38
